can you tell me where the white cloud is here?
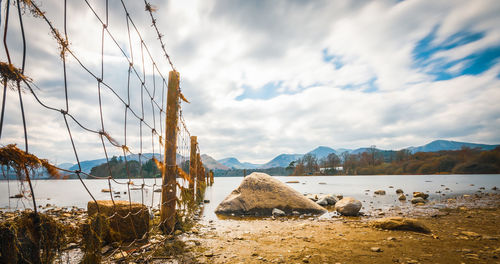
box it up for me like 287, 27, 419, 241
1, 0, 499, 165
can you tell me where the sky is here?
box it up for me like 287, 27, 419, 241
1, 0, 500, 165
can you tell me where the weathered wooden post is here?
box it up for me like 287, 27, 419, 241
160, 70, 180, 233
209, 170, 214, 186
196, 153, 203, 187
189, 136, 197, 194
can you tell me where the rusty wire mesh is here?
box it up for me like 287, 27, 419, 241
0, 0, 206, 262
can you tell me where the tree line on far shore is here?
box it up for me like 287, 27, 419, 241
87, 146, 500, 178
290, 146, 500, 176
89, 156, 189, 179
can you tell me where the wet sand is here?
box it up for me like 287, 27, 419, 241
184, 193, 500, 264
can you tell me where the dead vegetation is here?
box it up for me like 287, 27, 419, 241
0, 144, 60, 180
0, 62, 31, 90
0, 212, 66, 263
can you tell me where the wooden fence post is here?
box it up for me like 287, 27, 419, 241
189, 136, 197, 194
160, 70, 180, 233
210, 170, 214, 186
196, 153, 202, 187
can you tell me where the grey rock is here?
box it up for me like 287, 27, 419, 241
215, 173, 326, 216
272, 208, 286, 216
413, 192, 429, 199
411, 197, 426, 204
335, 197, 362, 216
316, 197, 329, 206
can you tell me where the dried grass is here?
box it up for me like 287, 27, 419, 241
0, 144, 60, 179
0, 62, 31, 91
0, 212, 66, 263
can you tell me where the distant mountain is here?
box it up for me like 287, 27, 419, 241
407, 140, 498, 153
201, 154, 230, 170
350, 147, 382, 154
69, 158, 108, 174
259, 154, 303, 169
57, 162, 75, 170
306, 146, 336, 159
335, 148, 352, 154
56, 139, 499, 176
218, 157, 260, 169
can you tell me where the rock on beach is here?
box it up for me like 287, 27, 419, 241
413, 192, 429, 199
88, 200, 150, 242
215, 173, 326, 216
411, 197, 426, 204
335, 197, 362, 216
371, 217, 431, 233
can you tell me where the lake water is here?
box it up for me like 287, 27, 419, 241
1, 174, 499, 220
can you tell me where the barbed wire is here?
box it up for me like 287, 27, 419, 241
0, 0, 208, 262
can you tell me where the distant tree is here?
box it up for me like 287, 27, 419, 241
368, 145, 377, 166
286, 161, 296, 175
395, 149, 411, 163
110, 155, 118, 165
293, 159, 305, 176
302, 154, 319, 174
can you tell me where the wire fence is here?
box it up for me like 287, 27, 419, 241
0, 0, 210, 262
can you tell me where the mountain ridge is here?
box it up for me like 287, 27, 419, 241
58, 140, 499, 172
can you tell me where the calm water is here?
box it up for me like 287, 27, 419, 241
1, 175, 499, 220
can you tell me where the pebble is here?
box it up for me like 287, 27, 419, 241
370, 247, 382, 252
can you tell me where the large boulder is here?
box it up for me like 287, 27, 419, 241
88, 200, 149, 242
371, 217, 431, 233
335, 197, 362, 216
215, 173, 326, 216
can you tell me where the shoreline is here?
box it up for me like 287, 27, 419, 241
1, 192, 499, 263
187, 193, 500, 264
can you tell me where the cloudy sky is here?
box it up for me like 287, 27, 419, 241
1, 0, 499, 165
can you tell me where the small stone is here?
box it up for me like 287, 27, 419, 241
387, 237, 396, 241
374, 190, 386, 195
112, 251, 128, 260
370, 247, 382, 252
398, 194, 406, 201
413, 192, 429, 199
372, 217, 431, 233
395, 189, 404, 194
272, 208, 286, 217
460, 231, 481, 238
411, 197, 426, 204
316, 197, 329, 206
204, 252, 214, 257
335, 197, 362, 216
203, 200, 210, 203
